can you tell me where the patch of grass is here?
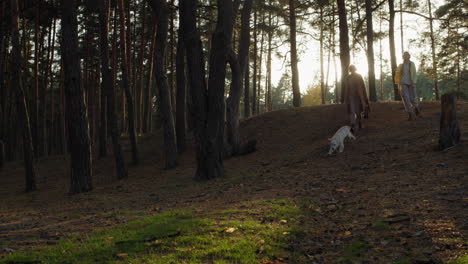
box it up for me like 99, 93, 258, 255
1, 200, 302, 264
450, 255, 468, 264
336, 239, 369, 264
392, 256, 412, 264
372, 220, 390, 231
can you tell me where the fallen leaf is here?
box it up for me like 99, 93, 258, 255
116, 253, 128, 259
224, 227, 237, 233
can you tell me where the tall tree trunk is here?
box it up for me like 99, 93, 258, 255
379, 9, 384, 100
244, 56, 250, 117
180, 0, 208, 179
117, 0, 139, 165
427, 0, 439, 100
399, 0, 404, 52
320, 7, 325, 105
226, 0, 253, 155
266, 30, 272, 112
136, 3, 147, 134
258, 14, 265, 114
98, 0, 127, 179
289, 0, 301, 107
11, 0, 37, 192
366, 0, 377, 102
388, 0, 400, 100
180, 0, 235, 180
0, 3, 5, 144
149, 0, 178, 169
337, 0, 350, 103
169, 0, 176, 113
33, 8, 39, 158
48, 17, 57, 155
251, 9, 257, 115
61, 0, 93, 194
143, 22, 156, 134
176, 29, 186, 153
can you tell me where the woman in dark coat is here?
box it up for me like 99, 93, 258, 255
345, 65, 370, 130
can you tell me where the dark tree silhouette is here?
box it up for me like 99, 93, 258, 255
61, 0, 93, 193
98, 0, 127, 179
337, 0, 350, 103
148, 0, 178, 169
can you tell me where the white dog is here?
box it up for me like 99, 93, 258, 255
328, 126, 356, 155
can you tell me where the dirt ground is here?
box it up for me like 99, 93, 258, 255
0, 101, 466, 263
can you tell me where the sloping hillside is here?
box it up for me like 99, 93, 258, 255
0, 101, 466, 263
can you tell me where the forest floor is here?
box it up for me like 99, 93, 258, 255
0, 101, 466, 264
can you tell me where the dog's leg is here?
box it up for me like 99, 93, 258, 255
339, 143, 344, 153
349, 133, 356, 140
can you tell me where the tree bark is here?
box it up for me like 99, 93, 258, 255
439, 94, 460, 150
11, 0, 37, 192
252, 9, 257, 115
337, 0, 350, 104
399, 0, 404, 52
427, 0, 439, 100
244, 56, 250, 117
289, 0, 301, 107
176, 29, 186, 153
0, 140, 4, 169
61, 0, 93, 194
320, 7, 325, 105
143, 23, 157, 134
226, 0, 253, 156
388, 0, 400, 101
149, 0, 178, 169
117, 0, 139, 165
33, 9, 39, 157
98, 0, 128, 179
365, 0, 377, 102
180, 0, 235, 180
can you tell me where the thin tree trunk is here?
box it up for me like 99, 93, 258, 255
427, 0, 439, 100
117, 0, 139, 165
289, 0, 301, 107
337, 0, 350, 103
137, 2, 147, 134
11, 0, 37, 192
48, 17, 57, 155
320, 7, 325, 105
399, 0, 404, 52
266, 30, 272, 112
170, 0, 176, 113
143, 22, 156, 134
388, 0, 400, 100
251, 9, 257, 115
98, 0, 127, 179
379, 10, 384, 100
258, 18, 265, 114
176, 28, 186, 153
0, 2, 5, 144
61, 0, 93, 193
42, 22, 53, 156
244, 56, 250, 117
33, 8, 39, 157
366, 0, 377, 102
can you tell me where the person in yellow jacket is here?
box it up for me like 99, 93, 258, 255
395, 51, 421, 120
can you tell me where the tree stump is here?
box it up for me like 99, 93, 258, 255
0, 140, 4, 169
439, 93, 461, 150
